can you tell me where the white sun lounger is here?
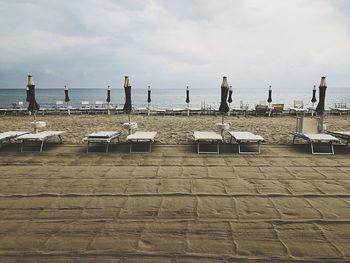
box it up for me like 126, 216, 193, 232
291, 117, 338, 154
0, 131, 29, 148
15, 131, 65, 152
127, 132, 157, 153
326, 131, 350, 146
228, 131, 265, 154
83, 131, 122, 153
193, 131, 223, 154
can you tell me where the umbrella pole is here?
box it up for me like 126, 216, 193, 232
228, 103, 231, 116
148, 103, 150, 116
187, 103, 190, 116
107, 102, 110, 115
221, 114, 225, 136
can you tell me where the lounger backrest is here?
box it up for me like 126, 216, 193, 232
272, 104, 284, 113
294, 100, 303, 108
301, 117, 318, 134
56, 101, 63, 105
81, 101, 89, 105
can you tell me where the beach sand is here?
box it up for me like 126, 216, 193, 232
0, 113, 349, 144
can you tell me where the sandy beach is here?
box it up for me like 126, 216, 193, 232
0, 114, 349, 145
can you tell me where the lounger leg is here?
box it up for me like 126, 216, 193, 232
197, 142, 199, 154
87, 141, 90, 153
106, 142, 110, 153
149, 142, 152, 153
217, 142, 219, 154
292, 135, 296, 145
130, 142, 132, 153
258, 141, 261, 154
40, 141, 44, 152
238, 143, 241, 154
21, 141, 24, 152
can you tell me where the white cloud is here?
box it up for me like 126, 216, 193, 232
0, 0, 349, 88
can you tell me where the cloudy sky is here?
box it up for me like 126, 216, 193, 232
0, 0, 350, 89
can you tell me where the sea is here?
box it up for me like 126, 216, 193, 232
0, 87, 349, 109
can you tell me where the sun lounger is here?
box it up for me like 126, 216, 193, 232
330, 103, 349, 115
193, 131, 223, 154
326, 131, 350, 146
0, 131, 29, 148
83, 131, 122, 153
127, 132, 157, 153
15, 131, 65, 152
291, 117, 338, 154
228, 131, 265, 154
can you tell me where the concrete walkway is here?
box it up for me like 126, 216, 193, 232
0, 144, 349, 262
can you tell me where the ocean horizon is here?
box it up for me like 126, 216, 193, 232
0, 86, 349, 109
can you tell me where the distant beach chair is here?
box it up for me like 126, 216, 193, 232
15, 131, 65, 152
10, 101, 26, 116
80, 101, 91, 114
255, 104, 268, 116
93, 101, 106, 114
291, 117, 338, 154
272, 104, 284, 116
0, 131, 29, 148
330, 103, 349, 115
289, 100, 307, 115
83, 131, 122, 153
193, 131, 223, 154
127, 131, 157, 153
228, 131, 265, 154
326, 131, 350, 146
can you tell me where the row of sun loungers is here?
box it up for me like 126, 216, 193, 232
1, 117, 349, 154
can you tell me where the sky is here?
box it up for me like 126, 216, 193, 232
0, 0, 350, 89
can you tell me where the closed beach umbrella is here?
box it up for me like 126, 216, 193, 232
316, 77, 327, 115
186, 86, 190, 116
106, 86, 111, 103
27, 75, 40, 119
64, 85, 70, 103
147, 86, 151, 116
218, 76, 229, 114
106, 86, 111, 115
228, 86, 233, 116
26, 87, 30, 102
123, 76, 132, 121
311, 85, 317, 104
267, 85, 272, 106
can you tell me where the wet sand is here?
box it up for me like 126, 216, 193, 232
0, 114, 349, 144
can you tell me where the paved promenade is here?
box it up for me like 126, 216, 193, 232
0, 144, 349, 262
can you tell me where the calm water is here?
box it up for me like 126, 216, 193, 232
0, 87, 349, 109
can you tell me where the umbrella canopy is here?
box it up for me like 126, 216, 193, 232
267, 85, 272, 104
186, 86, 190, 104
218, 76, 229, 113
147, 86, 151, 103
64, 85, 70, 102
228, 86, 233, 103
26, 87, 30, 102
123, 76, 132, 113
106, 86, 111, 103
311, 85, 317, 103
27, 75, 40, 112
315, 77, 327, 114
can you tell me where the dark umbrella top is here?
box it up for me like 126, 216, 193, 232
186, 86, 190, 104
218, 76, 229, 113
228, 86, 233, 103
311, 85, 317, 103
106, 86, 111, 103
27, 75, 40, 112
26, 87, 30, 102
123, 76, 132, 113
267, 85, 272, 103
64, 85, 70, 103
315, 77, 327, 114
147, 86, 151, 103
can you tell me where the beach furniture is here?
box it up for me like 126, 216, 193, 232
330, 103, 349, 115
15, 131, 65, 152
272, 104, 284, 116
0, 131, 29, 148
291, 117, 338, 154
80, 101, 91, 114
193, 131, 223, 154
326, 131, 350, 146
93, 101, 106, 114
83, 131, 122, 153
289, 100, 307, 115
228, 131, 265, 154
10, 101, 26, 115
127, 131, 157, 153
255, 104, 268, 116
